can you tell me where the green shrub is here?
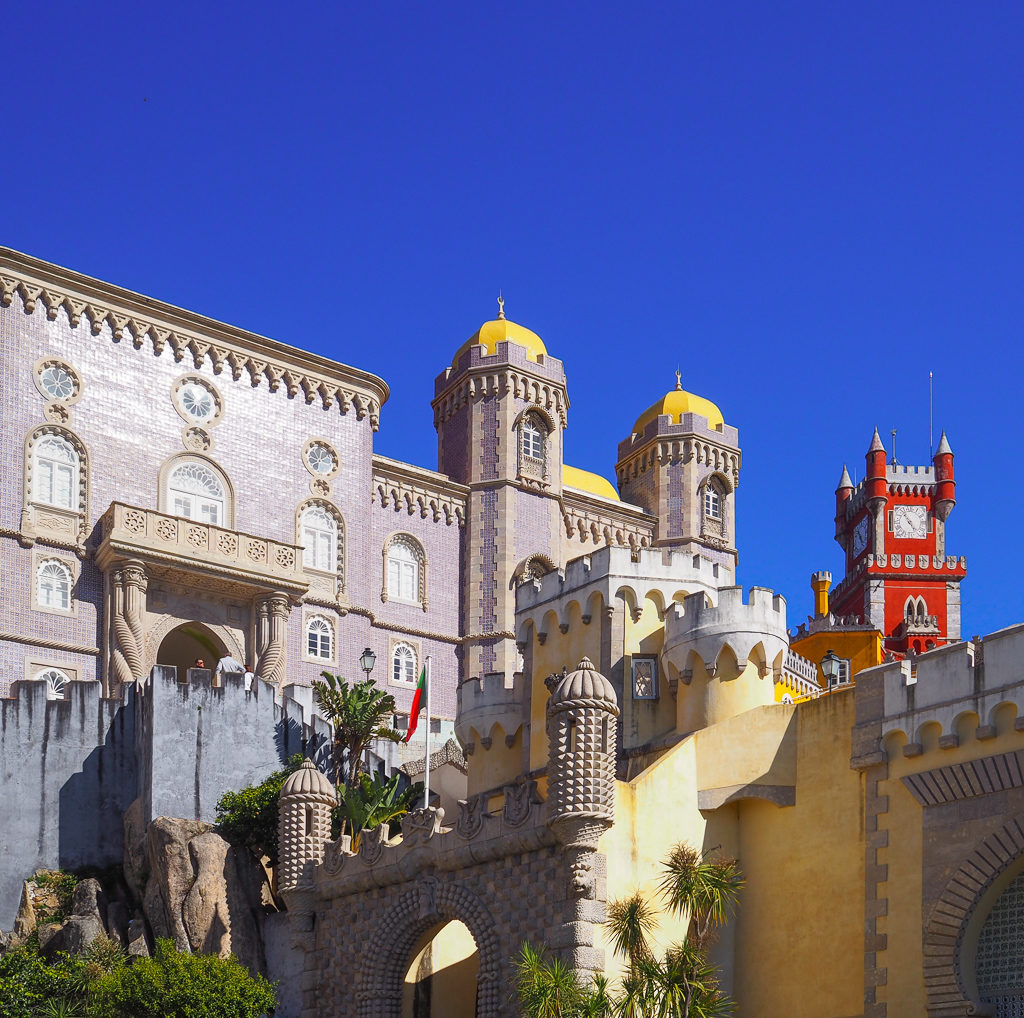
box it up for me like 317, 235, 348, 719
89, 939, 276, 1018
32, 870, 79, 926
0, 944, 91, 1017
215, 753, 303, 865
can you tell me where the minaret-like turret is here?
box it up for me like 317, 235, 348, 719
865, 428, 888, 510
933, 430, 955, 522
545, 657, 619, 899
278, 759, 336, 893
835, 465, 853, 545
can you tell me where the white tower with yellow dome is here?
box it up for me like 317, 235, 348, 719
616, 372, 741, 566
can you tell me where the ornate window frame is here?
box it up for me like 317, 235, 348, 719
381, 532, 427, 610
22, 424, 89, 548
33, 553, 78, 616
302, 438, 340, 481
23, 659, 80, 699
33, 357, 83, 406
699, 472, 732, 544
170, 374, 225, 428
303, 612, 335, 665
515, 408, 553, 483
158, 453, 235, 530
37, 667, 72, 701
295, 499, 346, 600
389, 638, 420, 688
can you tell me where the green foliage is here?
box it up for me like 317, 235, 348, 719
312, 672, 402, 786
89, 939, 276, 1018
0, 944, 91, 1017
215, 753, 304, 866
514, 942, 607, 1018
335, 772, 422, 849
82, 934, 126, 974
32, 870, 79, 926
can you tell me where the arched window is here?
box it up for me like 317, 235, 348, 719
37, 559, 72, 611
392, 642, 416, 685
305, 615, 333, 661
34, 435, 79, 510
703, 486, 722, 520
518, 412, 548, 479
166, 461, 226, 525
301, 506, 337, 572
38, 668, 70, 701
385, 535, 424, 605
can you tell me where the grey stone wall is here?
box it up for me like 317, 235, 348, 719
0, 678, 136, 930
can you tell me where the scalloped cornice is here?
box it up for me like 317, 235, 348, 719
0, 248, 389, 430
561, 488, 654, 549
371, 455, 468, 527
431, 367, 569, 428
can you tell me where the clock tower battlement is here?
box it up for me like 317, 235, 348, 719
828, 429, 966, 657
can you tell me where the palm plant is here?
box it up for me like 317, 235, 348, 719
312, 672, 403, 786
514, 943, 612, 1018
335, 772, 422, 849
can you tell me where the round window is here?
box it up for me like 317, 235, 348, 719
172, 376, 223, 426
306, 442, 337, 475
34, 359, 82, 404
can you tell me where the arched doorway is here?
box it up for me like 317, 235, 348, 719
157, 622, 227, 681
975, 868, 1024, 1013
355, 879, 501, 1018
402, 919, 479, 1018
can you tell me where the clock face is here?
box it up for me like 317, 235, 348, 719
893, 504, 928, 540
852, 516, 870, 558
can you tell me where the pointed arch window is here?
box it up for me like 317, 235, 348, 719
518, 412, 548, 480
166, 461, 226, 525
34, 436, 79, 510
301, 505, 338, 572
37, 559, 72, 611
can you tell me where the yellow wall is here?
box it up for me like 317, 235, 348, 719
402, 920, 479, 1018
789, 628, 882, 686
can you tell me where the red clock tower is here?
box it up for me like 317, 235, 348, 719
828, 429, 966, 656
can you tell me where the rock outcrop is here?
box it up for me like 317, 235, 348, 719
134, 814, 268, 973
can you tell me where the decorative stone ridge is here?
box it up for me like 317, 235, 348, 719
371, 455, 468, 527
0, 248, 388, 429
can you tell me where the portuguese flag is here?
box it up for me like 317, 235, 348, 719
404, 666, 427, 742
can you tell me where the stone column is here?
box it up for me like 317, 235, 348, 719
109, 559, 148, 691
255, 592, 291, 686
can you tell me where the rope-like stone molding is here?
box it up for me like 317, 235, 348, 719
0, 631, 101, 656
0, 256, 386, 430
345, 604, 513, 645
0, 525, 84, 554
923, 818, 1024, 1016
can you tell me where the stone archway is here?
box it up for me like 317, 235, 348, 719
146, 613, 244, 678
923, 817, 1024, 1015
156, 621, 229, 680
355, 878, 502, 1018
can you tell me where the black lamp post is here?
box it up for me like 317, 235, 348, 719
359, 647, 376, 680
820, 648, 841, 691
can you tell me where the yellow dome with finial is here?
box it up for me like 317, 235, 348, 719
452, 295, 547, 368
633, 371, 724, 434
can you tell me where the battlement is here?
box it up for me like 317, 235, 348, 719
516, 545, 726, 615
435, 339, 566, 394
664, 585, 789, 677
854, 624, 1024, 748
455, 672, 526, 752
886, 464, 935, 483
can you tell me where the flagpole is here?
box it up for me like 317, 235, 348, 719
423, 655, 431, 809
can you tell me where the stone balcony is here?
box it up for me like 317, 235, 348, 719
95, 501, 308, 598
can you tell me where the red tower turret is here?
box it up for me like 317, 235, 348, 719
827, 429, 966, 657
932, 430, 955, 522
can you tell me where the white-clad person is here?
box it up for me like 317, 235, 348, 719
215, 653, 245, 686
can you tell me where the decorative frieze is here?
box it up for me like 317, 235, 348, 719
371, 456, 468, 527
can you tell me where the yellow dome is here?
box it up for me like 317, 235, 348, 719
633, 374, 724, 433
452, 311, 547, 368
563, 464, 620, 501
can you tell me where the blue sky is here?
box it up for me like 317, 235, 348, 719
4, 2, 1022, 639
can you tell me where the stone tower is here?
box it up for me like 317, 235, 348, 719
830, 429, 966, 655
615, 372, 740, 569
278, 759, 336, 894
432, 304, 569, 689
545, 656, 619, 898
